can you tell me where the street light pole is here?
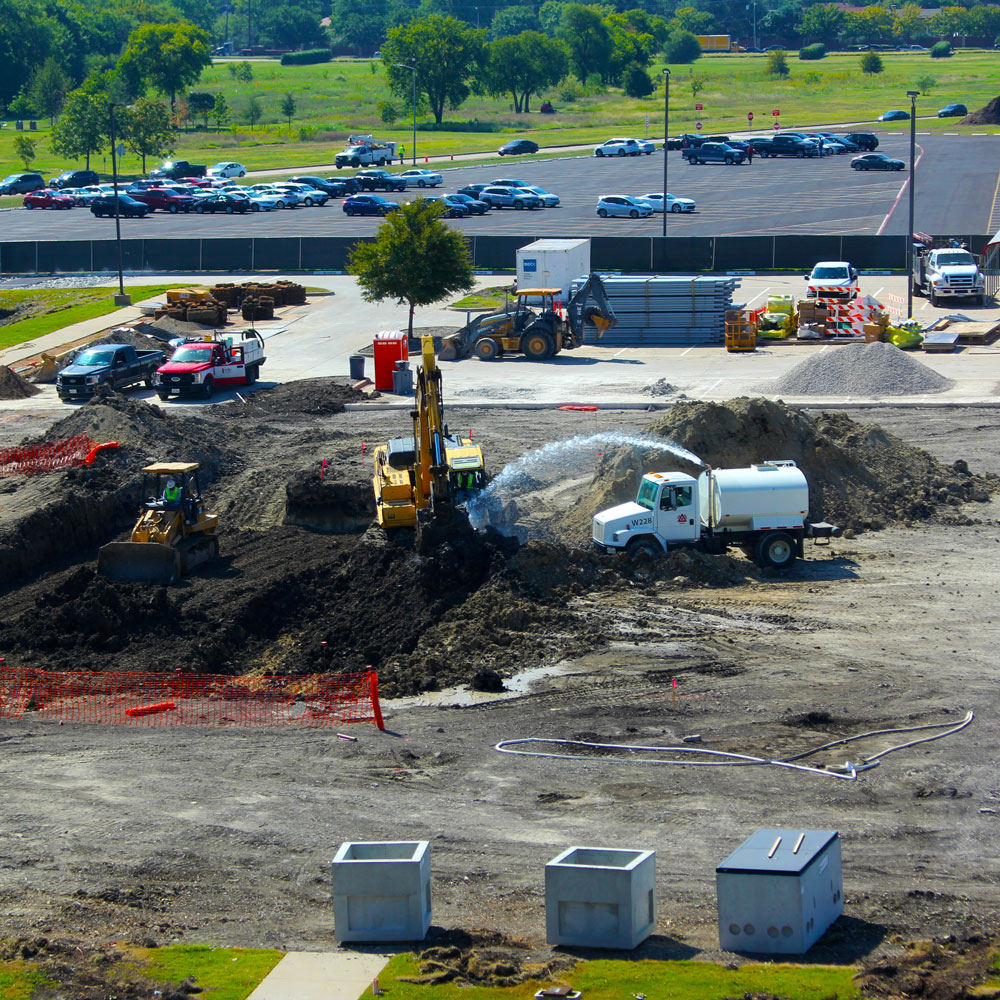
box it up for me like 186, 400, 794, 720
662, 68, 670, 239
906, 89, 918, 318
395, 63, 417, 165
108, 103, 130, 305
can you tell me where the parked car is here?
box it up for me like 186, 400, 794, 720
246, 192, 279, 212
62, 187, 102, 206
683, 141, 747, 165
290, 175, 352, 197
745, 136, 773, 154
878, 109, 910, 121
448, 192, 489, 215
634, 138, 656, 154
806, 261, 859, 300
90, 194, 151, 218
23, 188, 75, 210
497, 139, 538, 156
458, 183, 489, 198
521, 185, 560, 207
819, 133, 860, 152
851, 152, 905, 171
194, 192, 251, 213
56, 344, 165, 401
207, 161, 247, 178
250, 185, 301, 208
272, 182, 329, 206
149, 159, 207, 180
937, 103, 967, 117
398, 169, 443, 188
417, 195, 467, 218
596, 194, 653, 219
757, 134, 815, 158
0, 172, 44, 195
594, 137, 642, 157
342, 194, 400, 216
355, 169, 408, 192
638, 192, 696, 214
845, 132, 879, 151
49, 169, 99, 190
131, 187, 196, 213
127, 179, 163, 193
665, 133, 704, 150
477, 185, 542, 209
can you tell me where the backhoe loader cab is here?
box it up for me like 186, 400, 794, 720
98, 462, 219, 584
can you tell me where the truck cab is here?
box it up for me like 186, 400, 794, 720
913, 244, 986, 305
153, 332, 265, 399
593, 472, 701, 554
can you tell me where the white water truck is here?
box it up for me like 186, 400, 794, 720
592, 460, 840, 569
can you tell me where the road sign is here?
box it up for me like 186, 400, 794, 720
772, 109, 780, 116
773, 121, 780, 130
116, 144, 126, 157
696, 121, 702, 130
747, 112, 754, 121
695, 103, 703, 111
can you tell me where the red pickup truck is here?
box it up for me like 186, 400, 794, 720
131, 187, 197, 213
153, 332, 266, 399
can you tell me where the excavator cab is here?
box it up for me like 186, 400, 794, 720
98, 462, 219, 584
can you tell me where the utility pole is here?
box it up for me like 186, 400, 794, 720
395, 63, 417, 166
109, 103, 130, 305
906, 90, 919, 318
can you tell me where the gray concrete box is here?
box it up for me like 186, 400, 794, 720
331, 841, 431, 942
716, 829, 843, 955
545, 846, 656, 949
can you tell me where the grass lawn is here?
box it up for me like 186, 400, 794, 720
0, 49, 997, 180
375, 953, 863, 1000
0, 284, 184, 352
129, 944, 284, 1000
0, 961, 53, 999
451, 285, 515, 309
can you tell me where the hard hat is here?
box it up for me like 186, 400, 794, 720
166, 478, 176, 488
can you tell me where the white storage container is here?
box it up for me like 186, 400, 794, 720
698, 461, 809, 532
516, 239, 591, 303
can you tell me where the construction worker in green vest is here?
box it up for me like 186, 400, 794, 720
162, 478, 181, 508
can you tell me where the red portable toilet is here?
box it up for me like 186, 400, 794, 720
373, 331, 409, 391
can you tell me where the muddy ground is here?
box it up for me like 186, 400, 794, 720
1, 384, 999, 994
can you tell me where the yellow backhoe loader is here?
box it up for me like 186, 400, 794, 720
372, 336, 486, 529
98, 462, 219, 584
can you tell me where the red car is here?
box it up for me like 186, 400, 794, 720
23, 189, 75, 210
131, 187, 196, 213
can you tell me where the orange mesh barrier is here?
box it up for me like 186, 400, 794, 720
0, 667, 385, 729
0, 436, 118, 476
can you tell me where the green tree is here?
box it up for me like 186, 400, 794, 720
843, 6, 893, 45
604, 12, 656, 84
479, 31, 568, 113
228, 61, 254, 82
381, 14, 485, 124
892, 3, 926, 43
0, 0, 58, 106
689, 70, 705, 98
121, 95, 173, 172
860, 51, 883, 75
27, 57, 70, 125
623, 62, 653, 98
188, 90, 216, 127
258, 4, 326, 48
212, 93, 230, 130
349, 200, 474, 340
13, 133, 35, 169
797, 4, 845, 44
664, 30, 701, 64
378, 99, 398, 123
490, 5, 539, 39
930, 39, 952, 57
928, 6, 970, 39
538, 0, 565, 36
558, 5, 612, 83
50, 89, 107, 168
117, 22, 212, 109
766, 49, 790, 76
246, 93, 263, 130
916, 73, 936, 92
668, 6, 715, 34
280, 91, 296, 129
328, 0, 387, 51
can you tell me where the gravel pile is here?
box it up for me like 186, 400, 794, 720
0, 365, 39, 399
765, 342, 953, 397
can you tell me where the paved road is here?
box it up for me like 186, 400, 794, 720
2, 135, 995, 240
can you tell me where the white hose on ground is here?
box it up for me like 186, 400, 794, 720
494, 711, 973, 783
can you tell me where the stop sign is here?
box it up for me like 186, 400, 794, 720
773, 121, 780, 130
747, 112, 754, 121
695, 103, 703, 110
772, 109, 780, 116
696, 121, 703, 130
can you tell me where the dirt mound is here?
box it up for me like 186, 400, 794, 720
765, 341, 952, 396
87, 327, 165, 358
222, 378, 356, 418
142, 316, 224, 342
0, 364, 40, 399
555, 398, 994, 540
283, 471, 371, 533
960, 97, 1000, 125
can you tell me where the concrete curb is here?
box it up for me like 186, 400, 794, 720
246, 951, 389, 1000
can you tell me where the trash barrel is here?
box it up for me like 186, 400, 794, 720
392, 360, 413, 396
349, 355, 366, 380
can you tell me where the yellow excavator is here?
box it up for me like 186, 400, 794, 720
372, 336, 486, 529
98, 462, 219, 584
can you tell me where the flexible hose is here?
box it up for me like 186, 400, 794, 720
494, 711, 973, 783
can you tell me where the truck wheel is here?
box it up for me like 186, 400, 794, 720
201, 377, 214, 399
245, 364, 258, 385
523, 330, 555, 360
755, 531, 796, 569
626, 536, 661, 558
352, 158, 360, 167
144, 374, 153, 388
929, 289, 938, 306
156, 390, 170, 401
474, 338, 502, 361
976, 294, 985, 306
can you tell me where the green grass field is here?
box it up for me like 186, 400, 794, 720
0, 49, 996, 181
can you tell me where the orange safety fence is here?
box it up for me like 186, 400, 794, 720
0, 667, 385, 729
0, 436, 119, 476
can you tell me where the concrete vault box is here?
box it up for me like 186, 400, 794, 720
331, 841, 431, 942
545, 846, 656, 949
716, 829, 843, 955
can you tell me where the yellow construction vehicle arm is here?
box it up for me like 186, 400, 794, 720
412, 335, 451, 509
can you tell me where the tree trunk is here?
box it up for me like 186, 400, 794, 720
509, 91, 522, 113
408, 300, 415, 340
521, 91, 531, 113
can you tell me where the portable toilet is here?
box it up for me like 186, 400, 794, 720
516, 239, 591, 304
373, 331, 409, 391
716, 829, 843, 954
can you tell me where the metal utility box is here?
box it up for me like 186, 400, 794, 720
716, 829, 843, 955
516, 239, 591, 303
373, 331, 408, 391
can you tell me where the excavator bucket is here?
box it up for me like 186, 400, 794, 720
97, 542, 182, 585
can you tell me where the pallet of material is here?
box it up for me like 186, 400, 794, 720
936, 320, 1000, 345
922, 330, 961, 353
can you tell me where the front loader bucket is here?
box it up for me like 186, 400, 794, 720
97, 542, 182, 585
438, 336, 460, 361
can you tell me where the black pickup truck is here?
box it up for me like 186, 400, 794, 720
355, 169, 407, 192
56, 343, 166, 401
149, 159, 207, 180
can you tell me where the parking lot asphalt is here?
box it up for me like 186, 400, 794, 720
1, 135, 997, 242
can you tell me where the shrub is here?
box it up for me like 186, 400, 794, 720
766, 49, 790, 77
623, 63, 654, 98
860, 51, 884, 75
799, 43, 826, 60
930, 40, 952, 57
664, 30, 702, 64
280, 48, 332, 65
916, 73, 936, 91
378, 100, 399, 124
558, 81, 582, 102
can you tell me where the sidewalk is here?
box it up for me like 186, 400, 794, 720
246, 951, 389, 1000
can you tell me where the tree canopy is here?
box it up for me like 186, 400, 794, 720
479, 31, 568, 113
117, 21, 211, 108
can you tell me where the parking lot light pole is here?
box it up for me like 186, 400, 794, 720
394, 63, 417, 165
662, 68, 670, 239
109, 103, 130, 305
906, 89, 919, 318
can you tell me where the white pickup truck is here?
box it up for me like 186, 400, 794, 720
913, 245, 986, 305
334, 135, 398, 169
153, 331, 266, 400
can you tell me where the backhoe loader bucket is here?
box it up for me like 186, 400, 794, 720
438, 335, 461, 361
97, 542, 182, 585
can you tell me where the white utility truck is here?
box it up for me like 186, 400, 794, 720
912, 242, 986, 306
592, 460, 839, 569
334, 135, 399, 169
